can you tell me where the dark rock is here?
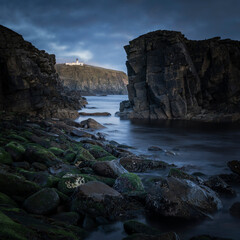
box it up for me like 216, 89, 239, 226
227, 160, 240, 175
82, 215, 97, 230
124, 30, 240, 122
5, 141, 25, 161
113, 173, 144, 194
12, 161, 30, 170
229, 202, 240, 218
79, 112, 111, 116
52, 212, 80, 225
190, 235, 232, 240
204, 176, 236, 197
93, 159, 128, 178
148, 146, 164, 151
31, 162, 48, 171
218, 173, 240, 185
23, 188, 60, 215
123, 220, 160, 235
0, 147, 12, 165
146, 177, 222, 219
79, 118, 105, 129
0, 171, 40, 198
55, 63, 128, 95
123, 232, 180, 240
0, 25, 85, 119
120, 155, 170, 172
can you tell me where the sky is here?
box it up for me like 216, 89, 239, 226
0, 0, 240, 72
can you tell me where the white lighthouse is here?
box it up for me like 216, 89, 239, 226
65, 58, 84, 66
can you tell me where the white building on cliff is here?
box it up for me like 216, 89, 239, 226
65, 58, 84, 66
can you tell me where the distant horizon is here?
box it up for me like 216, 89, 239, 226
1, 0, 239, 72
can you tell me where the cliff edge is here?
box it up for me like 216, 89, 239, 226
55, 64, 128, 95
0, 25, 86, 119
123, 30, 240, 122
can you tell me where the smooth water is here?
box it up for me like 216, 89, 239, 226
76, 95, 240, 240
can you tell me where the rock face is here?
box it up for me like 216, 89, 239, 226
55, 64, 128, 95
124, 30, 240, 121
0, 25, 86, 118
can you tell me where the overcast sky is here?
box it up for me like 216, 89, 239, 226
0, 0, 239, 71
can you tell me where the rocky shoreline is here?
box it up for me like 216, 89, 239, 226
0, 113, 239, 240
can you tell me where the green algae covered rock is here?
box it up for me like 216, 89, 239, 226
0, 192, 18, 207
5, 141, 25, 161
0, 172, 40, 199
0, 147, 12, 165
23, 188, 60, 215
48, 147, 64, 157
114, 173, 144, 194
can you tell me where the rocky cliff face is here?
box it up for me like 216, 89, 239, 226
55, 64, 128, 95
124, 30, 240, 121
0, 25, 86, 119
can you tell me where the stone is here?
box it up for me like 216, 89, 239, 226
12, 161, 30, 170
0, 171, 40, 198
229, 202, 240, 218
123, 220, 160, 235
113, 173, 144, 194
0, 192, 18, 207
5, 141, 25, 161
51, 212, 80, 225
123, 30, 240, 122
79, 118, 105, 129
93, 159, 128, 178
55, 63, 127, 95
79, 112, 111, 116
204, 176, 236, 197
23, 188, 60, 215
190, 235, 233, 240
123, 232, 180, 240
120, 155, 170, 172
227, 160, 240, 175
146, 177, 222, 219
148, 146, 164, 151
0, 147, 12, 165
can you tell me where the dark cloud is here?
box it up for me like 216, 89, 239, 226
0, 0, 239, 71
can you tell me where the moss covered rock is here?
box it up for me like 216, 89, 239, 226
0, 210, 32, 240
0, 172, 40, 199
0, 147, 12, 165
23, 188, 60, 215
114, 173, 144, 194
48, 147, 64, 157
0, 192, 18, 207
5, 141, 25, 161
74, 147, 95, 167
168, 168, 196, 181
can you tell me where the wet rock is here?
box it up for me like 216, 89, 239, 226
24, 188, 60, 215
146, 177, 222, 219
168, 168, 198, 183
190, 235, 233, 240
79, 118, 105, 129
0, 192, 18, 207
52, 212, 81, 225
31, 162, 48, 171
120, 155, 170, 172
0, 171, 40, 199
148, 146, 164, 151
70, 128, 95, 138
218, 173, 240, 185
93, 159, 128, 178
82, 214, 97, 230
0, 147, 12, 165
5, 141, 25, 161
114, 173, 144, 194
79, 112, 111, 116
123, 220, 160, 235
83, 143, 114, 160
229, 202, 240, 218
71, 181, 127, 219
12, 161, 30, 170
123, 232, 180, 240
227, 160, 240, 175
204, 176, 236, 197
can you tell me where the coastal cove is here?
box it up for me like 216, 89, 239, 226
77, 95, 240, 240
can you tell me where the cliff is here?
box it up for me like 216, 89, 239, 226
123, 30, 240, 122
55, 64, 128, 95
0, 25, 86, 119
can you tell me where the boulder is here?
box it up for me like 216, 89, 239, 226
79, 118, 105, 129
0, 172, 40, 198
123, 232, 180, 240
229, 202, 240, 218
23, 188, 60, 215
120, 155, 169, 172
93, 159, 128, 178
5, 141, 25, 161
51, 212, 80, 225
79, 112, 111, 116
146, 177, 222, 219
113, 173, 144, 194
204, 176, 236, 197
227, 160, 240, 175
0, 147, 12, 165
